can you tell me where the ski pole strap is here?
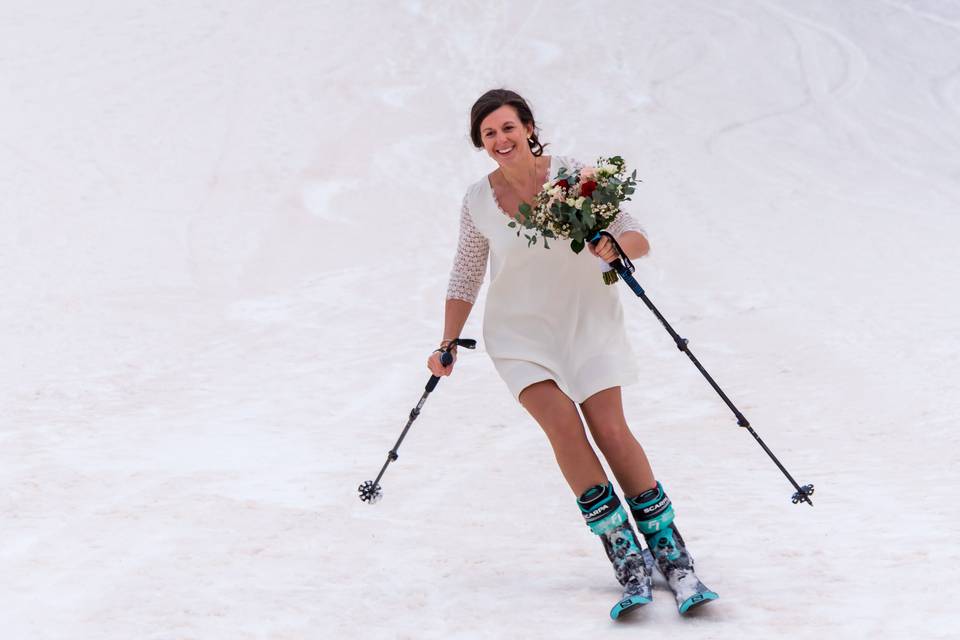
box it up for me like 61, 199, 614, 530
435, 337, 478, 356
448, 338, 477, 350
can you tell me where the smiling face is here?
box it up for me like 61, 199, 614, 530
478, 105, 535, 167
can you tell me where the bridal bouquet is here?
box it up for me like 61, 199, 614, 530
507, 156, 639, 284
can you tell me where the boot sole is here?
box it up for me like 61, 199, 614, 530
610, 595, 652, 620
678, 590, 719, 614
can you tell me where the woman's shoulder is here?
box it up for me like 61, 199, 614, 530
455, 178, 489, 219
467, 173, 489, 190
463, 174, 490, 201
464, 168, 491, 198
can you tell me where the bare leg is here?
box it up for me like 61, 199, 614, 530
579, 386, 656, 497
518, 379, 607, 496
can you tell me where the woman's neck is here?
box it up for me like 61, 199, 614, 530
499, 153, 544, 189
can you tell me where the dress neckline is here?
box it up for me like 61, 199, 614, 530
486, 155, 555, 222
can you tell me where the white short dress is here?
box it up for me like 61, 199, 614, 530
446, 155, 648, 404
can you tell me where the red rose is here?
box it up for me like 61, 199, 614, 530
556, 179, 569, 190
580, 180, 597, 198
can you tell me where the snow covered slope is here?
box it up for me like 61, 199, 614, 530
1, 1, 958, 638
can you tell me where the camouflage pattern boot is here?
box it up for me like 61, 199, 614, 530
627, 481, 719, 614
577, 482, 654, 619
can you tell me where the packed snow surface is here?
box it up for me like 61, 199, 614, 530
2, 1, 958, 638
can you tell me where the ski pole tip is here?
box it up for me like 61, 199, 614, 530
358, 480, 383, 504
791, 484, 815, 506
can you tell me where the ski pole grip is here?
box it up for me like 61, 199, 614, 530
424, 338, 476, 392
425, 349, 454, 392
589, 231, 628, 275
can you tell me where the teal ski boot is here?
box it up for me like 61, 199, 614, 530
627, 482, 719, 614
577, 482, 654, 619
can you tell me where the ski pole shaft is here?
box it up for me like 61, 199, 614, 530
359, 338, 477, 503
370, 379, 438, 489
589, 233, 814, 506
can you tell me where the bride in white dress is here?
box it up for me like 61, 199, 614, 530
425, 89, 718, 618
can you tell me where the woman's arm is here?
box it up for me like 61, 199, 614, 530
440, 299, 473, 349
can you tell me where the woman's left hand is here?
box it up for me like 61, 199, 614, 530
588, 234, 618, 263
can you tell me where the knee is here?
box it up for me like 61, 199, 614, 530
540, 414, 589, 446
590, 421, 633, 457
520, 381, 586, 442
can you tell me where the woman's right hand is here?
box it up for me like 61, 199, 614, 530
427, 345, 457, 377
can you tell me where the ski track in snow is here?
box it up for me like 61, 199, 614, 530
1, 1, 959, 638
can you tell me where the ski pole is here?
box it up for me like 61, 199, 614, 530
358, 337, 477, 504
590, 231, 815, 507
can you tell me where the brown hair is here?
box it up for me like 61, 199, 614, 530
469, 89, 547, 157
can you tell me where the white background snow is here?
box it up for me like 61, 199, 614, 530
2, 1, 959, 638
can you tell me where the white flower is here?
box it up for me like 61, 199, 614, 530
575, 196, 585, 208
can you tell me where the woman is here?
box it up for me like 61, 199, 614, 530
427, 89, 717, 618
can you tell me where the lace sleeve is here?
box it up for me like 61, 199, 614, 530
607, 209, 648, 240
445, 191, 489, 304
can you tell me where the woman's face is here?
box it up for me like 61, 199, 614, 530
479, 105, 534, 167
